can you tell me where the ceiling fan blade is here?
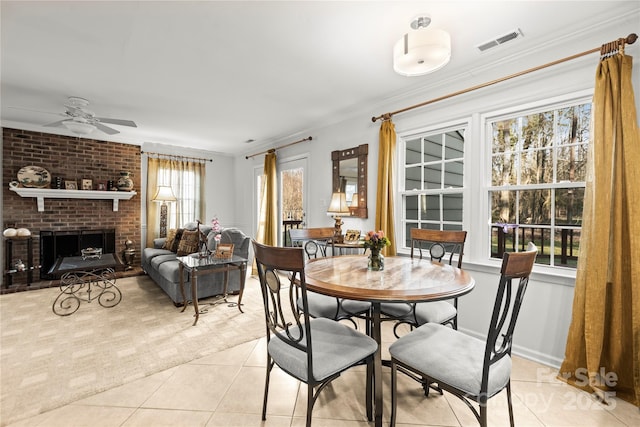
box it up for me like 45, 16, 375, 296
44, 119, 67, 127
94, 122, 120, 135
96, 118, 137, 128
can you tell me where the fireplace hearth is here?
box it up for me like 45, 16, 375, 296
40, 229, 116, 279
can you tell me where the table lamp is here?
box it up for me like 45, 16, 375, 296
349, 192, 359, 216
327, 191, 349, 243
152, 185, 177, 238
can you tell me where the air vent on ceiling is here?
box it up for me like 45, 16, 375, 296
476, 28, 523, 52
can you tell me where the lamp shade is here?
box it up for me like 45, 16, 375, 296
152, 185, 177, 202
350, 192, 359, 208
393, 28, 451, 76
63, 120, 96, 135
327, 192, 349, 215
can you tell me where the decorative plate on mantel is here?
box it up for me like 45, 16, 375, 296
17, 165, 51, 188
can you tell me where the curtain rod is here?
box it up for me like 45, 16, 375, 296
141, 151, 212, 162
372, 33, 638, 123
245, 136, 313, 159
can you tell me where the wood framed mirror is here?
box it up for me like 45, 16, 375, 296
332, 144, 367, 218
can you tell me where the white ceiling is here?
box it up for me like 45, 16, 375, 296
1, 1, 638, 156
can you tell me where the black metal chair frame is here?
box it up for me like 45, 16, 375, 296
390, 245, 537, 427
252, 241, 375, 427
377, 230, 467, 396
290, 230, 370, 329
409, 230, 466, 329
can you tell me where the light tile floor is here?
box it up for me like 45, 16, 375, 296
7, 322, 640, 427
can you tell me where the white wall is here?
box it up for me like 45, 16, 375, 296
229, 16, 639, 368
139, 142, 238, 246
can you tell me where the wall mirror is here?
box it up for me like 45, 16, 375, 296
332, 144, 368, 218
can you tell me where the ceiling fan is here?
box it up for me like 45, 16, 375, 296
15, 97, 137, 136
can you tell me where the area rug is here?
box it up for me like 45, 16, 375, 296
0, 274, 265, 427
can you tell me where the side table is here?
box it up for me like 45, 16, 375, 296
177, 254, 248, 326
4, 236, 39, 287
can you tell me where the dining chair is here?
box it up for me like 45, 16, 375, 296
289, 227, 335, 255
252, 240, 378, 427
380, 229, 467, 335
291, 228, 371, 329
389, 243, 538, 427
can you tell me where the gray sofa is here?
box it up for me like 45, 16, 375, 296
142, 225, 251, 305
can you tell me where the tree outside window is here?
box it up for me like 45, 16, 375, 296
489, 102, 590, 267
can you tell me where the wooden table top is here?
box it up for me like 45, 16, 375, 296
304, 255, 475, 303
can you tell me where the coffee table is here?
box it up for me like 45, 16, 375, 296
177, 254, 248, 326
49, 253, 124, 316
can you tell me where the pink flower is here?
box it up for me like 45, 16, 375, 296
211, 216, 222, 241
363, 230, 390, 250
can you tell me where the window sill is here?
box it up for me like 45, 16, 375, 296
395, 249, 577, 286
461, 259, 576, 286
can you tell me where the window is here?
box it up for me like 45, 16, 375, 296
488, 100, 590, 268
401, 127, 465, 248
156, 162, 204, 229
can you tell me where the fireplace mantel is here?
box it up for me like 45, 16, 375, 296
9, 187, 137, 212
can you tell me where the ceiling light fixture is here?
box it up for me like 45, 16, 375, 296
62, 118, 96, 135
393, 15, 451, 77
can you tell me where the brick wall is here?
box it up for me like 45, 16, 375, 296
2, 128, 142, 286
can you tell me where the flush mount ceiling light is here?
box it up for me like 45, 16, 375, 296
393, 15, 451, 77
62, 117, 96, 135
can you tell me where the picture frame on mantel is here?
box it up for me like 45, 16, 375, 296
65, 180, 77, 190
81, 179, 93, 190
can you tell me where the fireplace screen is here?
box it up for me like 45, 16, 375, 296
40, 229, 116, 279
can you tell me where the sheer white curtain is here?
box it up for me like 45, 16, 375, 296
146, 156, 206, 246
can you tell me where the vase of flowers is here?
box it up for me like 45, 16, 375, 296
363, 230, 390, 271
211, 216, 222, 248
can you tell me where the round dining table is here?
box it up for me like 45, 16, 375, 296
304, 254, 475, 427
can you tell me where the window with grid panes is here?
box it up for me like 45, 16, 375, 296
488, 101, 590, 268
401, 128, 465, 249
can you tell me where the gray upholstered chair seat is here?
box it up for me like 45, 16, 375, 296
389, 323, 511, 398
269, 317, 377, 383
390, 244, 537, 427
298, 292, 371, 321
381, 301, 457, 325
253, 240, 376, 426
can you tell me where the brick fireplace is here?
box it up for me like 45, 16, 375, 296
2, 128, 142, 289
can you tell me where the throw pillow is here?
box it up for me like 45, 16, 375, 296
162, 229, 178, 250
177, 229, 200, 256
171, 228, 184, 252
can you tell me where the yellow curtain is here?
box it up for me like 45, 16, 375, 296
257, 151, 278, 246
146, 158, 161, 248
146, 157, 206, 247
559, 52, 640, 406
253, 151, 277, 275
375, 119, 397, 256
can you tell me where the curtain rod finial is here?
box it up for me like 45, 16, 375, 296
627, 33, 638, 45
371, 113, 393, 123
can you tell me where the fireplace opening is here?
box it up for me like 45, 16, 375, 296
40, 229, 116, 279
